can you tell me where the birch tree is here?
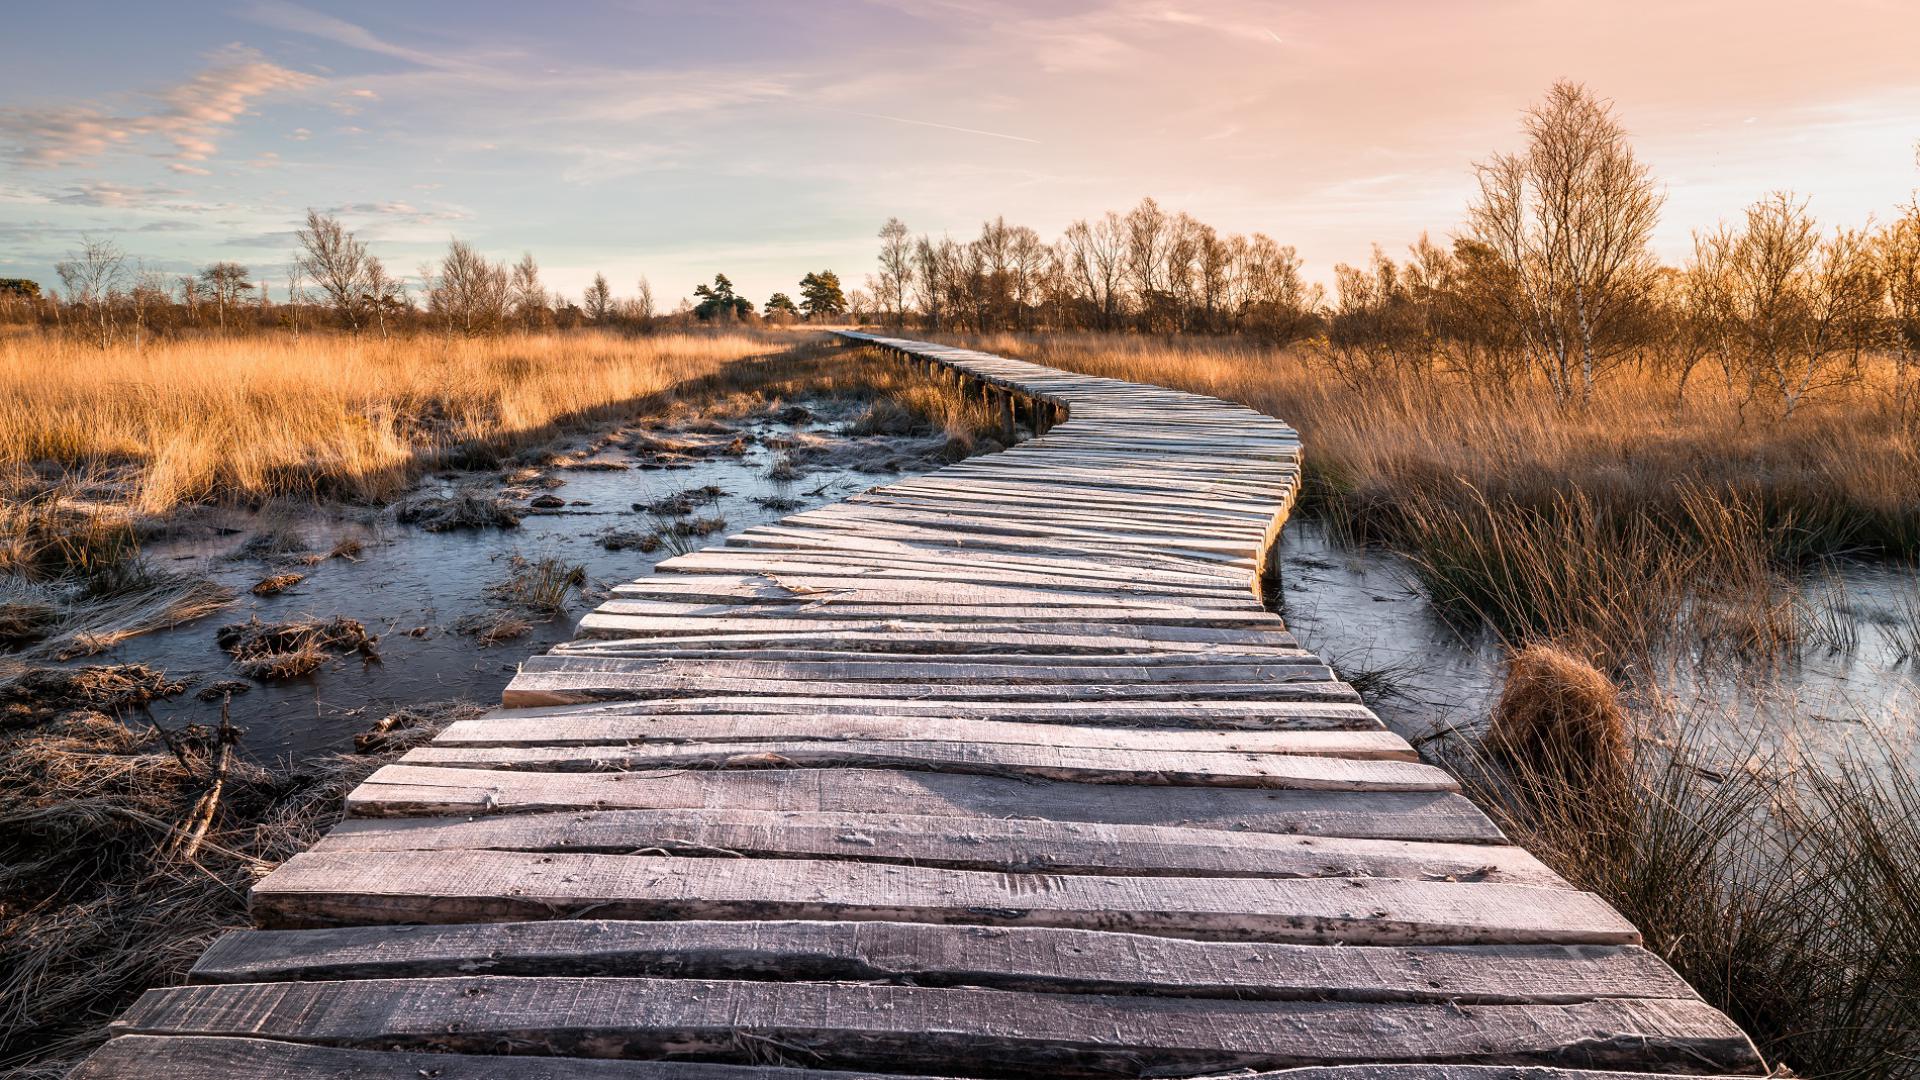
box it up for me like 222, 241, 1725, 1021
1464, 81, 1663, 407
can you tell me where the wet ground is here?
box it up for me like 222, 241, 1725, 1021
1277, 521, 1920, 771
63, 396, 963, 761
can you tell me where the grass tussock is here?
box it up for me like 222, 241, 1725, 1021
395, 489, 522, 532
0, 700, 483, 1076
1485, 643, 1629, 785
487, 554, 587, 616
0, 329, 784, 514
0, 664, 185, 728
214, 616, 379, 680
249, 572, 304, 596
1448, 665, 1920, 1080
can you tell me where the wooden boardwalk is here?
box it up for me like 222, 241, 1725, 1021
73, 334, 1763, 1079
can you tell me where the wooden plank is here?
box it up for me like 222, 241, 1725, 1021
309, 808, 1556, 884
474, 695, 1381, 731
433, 714, 1397, 751
71, 1035, 933, 1079
191, 920, 1698, 1004
250, 849, 1636, 944
397, 740, 1450, 790
520, 652, 1336, 683
570, 620, 1306, 654
501, 671, 1363, 706
345, 764, 1506, 842
113, 977, 1761, 1075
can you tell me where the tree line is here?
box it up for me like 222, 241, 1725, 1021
2, 210, 852, 343
863, 81, 1920, 415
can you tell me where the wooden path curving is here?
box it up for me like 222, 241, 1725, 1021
72, 334, 1762, 1079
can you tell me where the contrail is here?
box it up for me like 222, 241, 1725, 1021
830, 107, 1040, 144
1266, 28, 1284, 43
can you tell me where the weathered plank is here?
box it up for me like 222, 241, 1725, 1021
344, 764, 1506, 842
432, 714, 1401, 752
399, 739, 1446, 790
71, 1035, 941, 1079
476, 694, 1380, 730
112, 977, 1762, 1076
190, 920, 1696, 1003
309, 808, 1558, 883
502, 671, 1364, 707
250, 849, 1637, 944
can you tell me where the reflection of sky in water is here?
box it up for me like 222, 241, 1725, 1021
89, 407, 952, 762
1277, 521, 1920, 774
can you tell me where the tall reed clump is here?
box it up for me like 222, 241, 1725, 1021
1452, 667, 1919, 1080
0, 329, 781, 514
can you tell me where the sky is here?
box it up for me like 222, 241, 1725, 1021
3, 0, 1920, 307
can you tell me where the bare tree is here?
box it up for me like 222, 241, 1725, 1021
509, 253, 547, 330
1464, 81, 1664, 406
583, 273, 614, 322
199, 261, 254, 332
1878, 198, 1920, 418
1698, 193, 1881, 415
876, 218, 913, 326
55, 236, 126, 348
635, 276, 656, 327
293, 210, 374, 331
427, 239, 510, 336
363, 257, 408, 339
1060, 213, 1127, 330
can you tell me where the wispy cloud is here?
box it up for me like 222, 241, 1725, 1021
242, 0, 462, 70
822, 108, 1040, 144
50, 180, 188, 207
0, 47, 316, 167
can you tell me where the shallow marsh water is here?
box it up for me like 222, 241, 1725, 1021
57, 398, 959, 760
1277, 521, 1920, 772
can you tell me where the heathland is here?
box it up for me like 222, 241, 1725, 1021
2, 78, 1916, 1078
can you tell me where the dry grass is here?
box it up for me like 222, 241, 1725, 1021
0, 701, 483, 1077
0, 329, 787, 514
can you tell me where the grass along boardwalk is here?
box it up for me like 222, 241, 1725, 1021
70, 333, 1763, 1079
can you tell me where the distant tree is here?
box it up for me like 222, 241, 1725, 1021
363, 257, 408, 338
1692, 193, 1881, 415
798, 270, 846, 320
427, 239, 510, 335
1464, 81, 1663, 407
1878, 198, 1920, 417
1060, 213, 1127, 330
198, 261, 254, 332
635, 276, 656, 323
764, 292, 800, 320
876, 218, 912, 325
0, 279, 41, 299
294, 210, 375, 331
692, 274, 752, 320
56, 236, 126, 347
583, 273, 613, 322
510, 253, 548, 329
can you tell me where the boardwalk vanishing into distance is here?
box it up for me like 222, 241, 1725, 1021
72, 333, 1763, 1079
